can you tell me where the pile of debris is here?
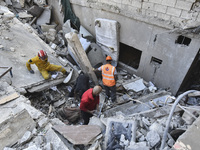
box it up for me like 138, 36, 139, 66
1, 1, 200, 150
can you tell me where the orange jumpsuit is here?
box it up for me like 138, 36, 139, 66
26, 56, 66, 79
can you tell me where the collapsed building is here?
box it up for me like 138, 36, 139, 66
1, 0, 200, 150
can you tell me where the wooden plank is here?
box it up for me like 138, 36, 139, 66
0, 92, 20, 105
65, 32, 98, 84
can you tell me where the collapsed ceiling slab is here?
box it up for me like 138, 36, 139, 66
0, 6, 72, 92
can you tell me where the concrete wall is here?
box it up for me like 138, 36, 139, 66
68, 0, 200, 95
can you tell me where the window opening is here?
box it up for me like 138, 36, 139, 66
175, 35, 191, 46
119, 43, 142, 69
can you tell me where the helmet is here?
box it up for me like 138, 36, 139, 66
106, 56, 112, 61
38, 50, 47, 60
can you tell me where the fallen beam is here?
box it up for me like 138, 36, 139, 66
65, 32, 98, 84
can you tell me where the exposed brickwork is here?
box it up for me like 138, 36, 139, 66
70, 0, 200, 29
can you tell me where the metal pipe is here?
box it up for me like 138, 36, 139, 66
0, 67, 13, 78
160, 90, 197, 150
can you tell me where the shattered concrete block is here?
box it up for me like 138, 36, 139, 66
45, 128, 71, 150
0, 109, 36, 150
27, 5, 44, 17
19, 131, 32, 144
38, 117, 49, 128
33, 0, 47, 6
182, 111, 196, 125
18, 12, 33, 19
43, 143, 52, 150
10, 47, 15, 52
5, 0, 12, 6
41, 24, 56, 32
36, 6, 51, 25
88, 116, 106, 132
123, 79, 146, 92
145, 130, 160, 147
19, 0, 25, 7
126, 142, 149, 150
149, 122, 164, 136
29, 135, 44, 148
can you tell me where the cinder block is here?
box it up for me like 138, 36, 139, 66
142, 2, 155, 10
128, 5, 139, 13
180, 10, 192, 19
148, 0, 162, 4
146, 9, 158, 17
162, 0, 176, 7
154, 4, 167, 13
132, 0, 142, 8
167, 7, 182, 17
158, 12, 171, 20
170, 16, 184, 25
175, 0, 193, 11
185, 0, 196, 2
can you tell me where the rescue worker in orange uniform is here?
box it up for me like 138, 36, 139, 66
94, 56, 117, 102
26, 50, 67, 79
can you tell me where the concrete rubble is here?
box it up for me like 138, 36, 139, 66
0, 1, 200, 150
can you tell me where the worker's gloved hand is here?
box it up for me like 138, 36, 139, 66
29, 70, 34, 74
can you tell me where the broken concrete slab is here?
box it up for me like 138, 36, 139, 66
104, 90, 171, 117
27, 5, 44, 18
123, 78, 146, 92
44, 128, 71, 150
41, 24, 57, 33
36, 6, 51, 25
146, 130, 161, 147
95, 18, 120, 66
0, 9, 70, 91
0, 109, 36, 149
65, 32, 98, 84
173, 116, 200, 150
0, 92, 20, 105
86, 43, 105, 68
18, 12, 33, 19
53, 125, 101, 145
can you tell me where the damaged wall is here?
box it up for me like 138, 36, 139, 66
67, 0, 200, 95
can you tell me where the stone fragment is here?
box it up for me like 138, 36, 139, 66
88, 116, 106, 132
45, 128, 71, 150
33, 0, 46, 6
123, 79, 146, 92
19, 131, 32, 144
44, 143, 52, 150
146, 131, 160, 147
18, 12, 33, 18
5, 0, 12, 6
126, 142, 149, 150
27, 5, 44, 17
38, 117, 49, 128
10, 47, 15, 52
41, 24, 56, 32
53, 99, 65, 107
36, 6, 51, 25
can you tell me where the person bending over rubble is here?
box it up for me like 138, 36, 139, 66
80, 85, 102, 125
26, 50, 67, 79
93, 56, 117, 102
68, 70, 90, 101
